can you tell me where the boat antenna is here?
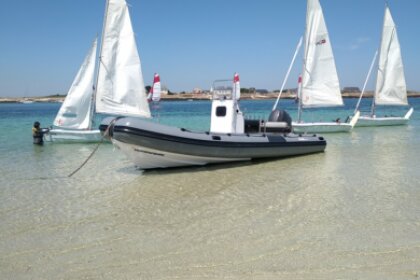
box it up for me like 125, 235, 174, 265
272, 36, 303, 111
354, 50, 378, 114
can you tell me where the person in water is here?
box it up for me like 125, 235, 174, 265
32, 121, 48, 145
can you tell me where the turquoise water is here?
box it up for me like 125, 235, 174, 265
1, 98, 420, 279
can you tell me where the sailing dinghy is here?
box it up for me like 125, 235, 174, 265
47, 38, 102, 142
292, 0, 360, 134
353, 4, 413, 127
147, 73, 161, 103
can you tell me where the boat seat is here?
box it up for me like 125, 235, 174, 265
260, 121, 291, 133
263, 122, 288, 128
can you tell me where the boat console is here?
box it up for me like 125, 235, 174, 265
210, 79, 244, 134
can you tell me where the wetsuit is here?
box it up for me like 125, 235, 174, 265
32, 127, 44, 145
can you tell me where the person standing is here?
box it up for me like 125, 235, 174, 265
32, 121, 47, 145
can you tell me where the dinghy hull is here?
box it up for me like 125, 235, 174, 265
356, 108, 413, 127
356, 116, 409, 127
47, 129, 103, 143
292, 122, 353, 133
292, 111, 360, 133
101, 117, 326, 170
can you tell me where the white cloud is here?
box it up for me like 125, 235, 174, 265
348, 37, 371, 50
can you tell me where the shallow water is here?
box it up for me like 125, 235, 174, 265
1, 99, 420, 279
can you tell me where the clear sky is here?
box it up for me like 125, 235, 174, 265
0, 0, 419, 97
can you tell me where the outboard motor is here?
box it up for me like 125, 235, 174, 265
266, 109, 292, 133
245, 110, 293, 134
268, 109, 292, 126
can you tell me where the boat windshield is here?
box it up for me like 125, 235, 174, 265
211, 79, 233, 100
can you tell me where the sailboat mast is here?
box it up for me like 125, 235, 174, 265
354, 50, 378, 114
371, 3, 388, 117
297, 76, 303, 122
298, 0, 310, 123
272, 36, 303, 111
90, 0, 110, 130
87, 35, 99, 130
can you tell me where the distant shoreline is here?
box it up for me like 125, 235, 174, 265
1, 91, 420, 103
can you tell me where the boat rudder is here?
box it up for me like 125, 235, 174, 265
404, 107, 414, 119
349, 110, 361, 127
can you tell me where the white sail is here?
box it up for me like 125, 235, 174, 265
151, 73, 161, 102
301, 0, 343, 108
53, 38, 97, 129
95, 0, 151, 118
375, 6, 408, 106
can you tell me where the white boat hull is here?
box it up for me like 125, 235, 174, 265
356, 108, 413, 127
292, 122, 353, 133
292, 111, 360, 133
357, 116, 409, 126
112, 140, 250, 169
47, 129, 103, 143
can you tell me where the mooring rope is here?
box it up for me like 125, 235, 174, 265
67, 118, 117, 178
